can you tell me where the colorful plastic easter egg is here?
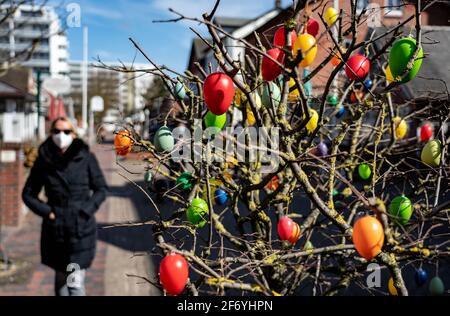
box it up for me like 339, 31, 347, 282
203, 72, 235, 115
293, 33, 317, 67
154, 126, 175, 153
144, 170, 153, 184
316, 142, 328, 157
352, 216, 384, 260
304, 240, 314, 250
205, 111, 227, 132
214, 188, 228, 205
421, 139, 442, 167
305, 108, 318, 133
364, 79, 373, 91
174, 81, 186, 100
388, 277, 398, 296
277, 216, 300, 244
176, 172, 194, 191
261, 82, 281, 107
415, 269, 428, 287
345, 54, 370, 81
385, 65, 394, 83
420, 124, 433, 142
358, 163, 371, 180
429, 276, 445, 295
331, 47, 346, 66
273, 26, 297, 48
389, 37, 423, 84
393, 116, 408, 139
389, 195, 413, 225
288, 77, 300, 100
159, 253, 189, 296
306, 18, 319, 37
327, 94, 339, 106
349, 90, 364, 103
303, 68, 312, 96
265, 175, 279, 191
262, 48, 285, 81
187, 198, 208, 228
336, 104, 345, 118
114, 129, 132, 156
324, 7, 339, 26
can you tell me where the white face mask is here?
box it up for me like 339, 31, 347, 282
52, 132, 73, 149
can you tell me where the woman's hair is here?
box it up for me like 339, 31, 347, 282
50, 117, 77, 136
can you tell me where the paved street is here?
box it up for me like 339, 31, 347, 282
0, 140, 161, 296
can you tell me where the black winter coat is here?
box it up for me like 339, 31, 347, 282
22, 138, 107, 271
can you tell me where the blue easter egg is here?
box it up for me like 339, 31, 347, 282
336, 105, 345, 118
364, 79, 373, 91
214, 189, 228, 205
415, 268, 428, 287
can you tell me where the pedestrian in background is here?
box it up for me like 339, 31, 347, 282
22, 117, 107, 296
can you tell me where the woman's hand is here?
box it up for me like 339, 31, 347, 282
49, 212, 56, 220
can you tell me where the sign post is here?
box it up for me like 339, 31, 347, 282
89, 96, 104, 144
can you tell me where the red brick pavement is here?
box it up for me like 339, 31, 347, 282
0, 143, 113, 296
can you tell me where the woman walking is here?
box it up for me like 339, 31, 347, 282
22, 117, 107, 296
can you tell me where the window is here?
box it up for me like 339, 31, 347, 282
384, 0, 403, 17
356, 0, 369, 14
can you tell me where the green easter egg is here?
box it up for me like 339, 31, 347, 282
204, 111, 227, 133
154, 126, 174, 153
174, 81, 186, 99
261, 82, 281, 107
389, 37, 423, 83
186, 198, 208, 228
176, 172, 194, 191
421, 139, 442, 167
429, 276, 445, 296
144, 170, 153, 183
327, 94, 339, 106
388, 195, 413, 225
304, 241, 314, 251
358, 163, 371, 180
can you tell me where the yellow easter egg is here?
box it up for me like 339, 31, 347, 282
388, 277, 398, 296
305, 109, 318, 133
393, 116, 407, 139
289, 78, 300, 100
386, 66, 394, 83
324, 7, 339, 26
293, 33, 317, 67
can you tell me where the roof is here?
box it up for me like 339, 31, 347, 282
187, 6, 289, 71
369, 25, 450, 100
213, 17, 251, 30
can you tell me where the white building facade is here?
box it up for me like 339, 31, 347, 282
68, 60, 153, 114
0, 4, 69, 77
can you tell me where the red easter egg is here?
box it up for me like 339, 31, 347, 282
288, 222, 301, 244
345, 54, 371, 81
306, 18, 319, 37
420, 124, 433, 142
159, 253, 189, 295
262, 48, 285, 82
203, 72, 235, 115
273, 26, 297, 48
278, 216, 300, 244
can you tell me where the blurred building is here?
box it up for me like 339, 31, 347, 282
0, 67, 37, 227
68, 61, 153, 116
0, 3, 69, 77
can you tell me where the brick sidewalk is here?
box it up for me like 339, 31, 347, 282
0, 142, 113, 296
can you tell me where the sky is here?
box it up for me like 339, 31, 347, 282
57, 0, 292, 73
